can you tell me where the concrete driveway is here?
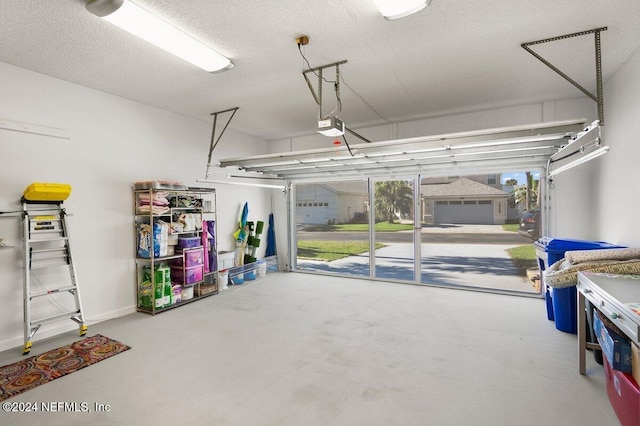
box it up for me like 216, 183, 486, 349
296, 224, 537, 293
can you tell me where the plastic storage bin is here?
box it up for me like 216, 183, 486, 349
604, 357, 640, 426
169, 247, 204, 267
23, 182, 72, 202
534, 237, 625, 334
230, 266, 244, 285
181, 285, 194, 301
171, 265, 204, 285
217, 270, 229, 289
177, 237, 201, 249
217, 251, 235, 270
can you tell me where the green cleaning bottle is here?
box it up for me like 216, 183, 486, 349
156, 263, 172, 307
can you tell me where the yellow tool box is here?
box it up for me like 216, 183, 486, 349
23, 183, 72, 202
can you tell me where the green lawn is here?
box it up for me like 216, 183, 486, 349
503, 223, 519, 232
506, 244, 537, 274
297, 241, 385, 261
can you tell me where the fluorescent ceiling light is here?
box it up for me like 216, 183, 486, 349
85, 0, 233, 73
317, 117, 345, 137
373, 0, 430, 20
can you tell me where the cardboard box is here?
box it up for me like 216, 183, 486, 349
594, 310, 633, 374
195, 284, 218, 297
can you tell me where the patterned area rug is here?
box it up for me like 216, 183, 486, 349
0, 334, 130, 401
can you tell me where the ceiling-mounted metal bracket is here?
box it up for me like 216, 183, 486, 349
206, 107, 239, 175
522, 27, 607, 125
302, 60, 347, 120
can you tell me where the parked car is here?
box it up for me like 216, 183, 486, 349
518, 210, 541, 240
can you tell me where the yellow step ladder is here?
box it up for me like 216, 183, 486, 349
21, 193, 86, 355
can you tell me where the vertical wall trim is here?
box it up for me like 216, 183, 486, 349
542, 101, 556, 122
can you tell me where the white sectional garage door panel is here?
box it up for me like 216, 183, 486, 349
434, 203, 493, 224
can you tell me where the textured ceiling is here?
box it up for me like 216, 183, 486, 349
1, 1, 639, 141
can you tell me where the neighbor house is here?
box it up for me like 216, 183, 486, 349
421, 177, 510, 224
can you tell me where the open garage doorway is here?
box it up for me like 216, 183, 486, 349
295, 180, 372, 278
294, 171, 541, 295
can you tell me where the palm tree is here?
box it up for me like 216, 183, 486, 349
374, 181, 413, 223
514, 174, 539, 210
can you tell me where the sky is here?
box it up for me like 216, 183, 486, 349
501, 171, 541, 185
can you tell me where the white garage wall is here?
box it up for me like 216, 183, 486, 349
593, 46, 640, 246
270, 99, 597, 151
0, 62, 273, 351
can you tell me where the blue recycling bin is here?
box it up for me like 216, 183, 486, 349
534, 237, 625, 334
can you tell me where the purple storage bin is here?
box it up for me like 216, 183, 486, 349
169, 247, 204, 267
177, 237, 201, 249
171, 265, 204, 285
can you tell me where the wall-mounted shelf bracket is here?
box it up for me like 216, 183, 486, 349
522, 27, 607, 125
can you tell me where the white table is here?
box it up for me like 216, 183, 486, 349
576, 271, 640, 375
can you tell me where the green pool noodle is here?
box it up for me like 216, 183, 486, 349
256, 221, 264, 234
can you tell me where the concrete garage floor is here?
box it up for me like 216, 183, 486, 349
297, 224, 536, 293
0, 273, 615, 425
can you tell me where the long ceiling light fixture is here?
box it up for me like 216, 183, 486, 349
373, 0, 431, 20
85, 0, 234, 73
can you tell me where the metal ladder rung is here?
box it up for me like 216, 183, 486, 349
31, 310, 81, 327
29, 261, 69, 270
29, 223, 64, 228
30, 227, 62, 233
31, 247, 67, 254
30, 254, 68, 262
29, 285, 77, 298
28, 236, 68, 243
